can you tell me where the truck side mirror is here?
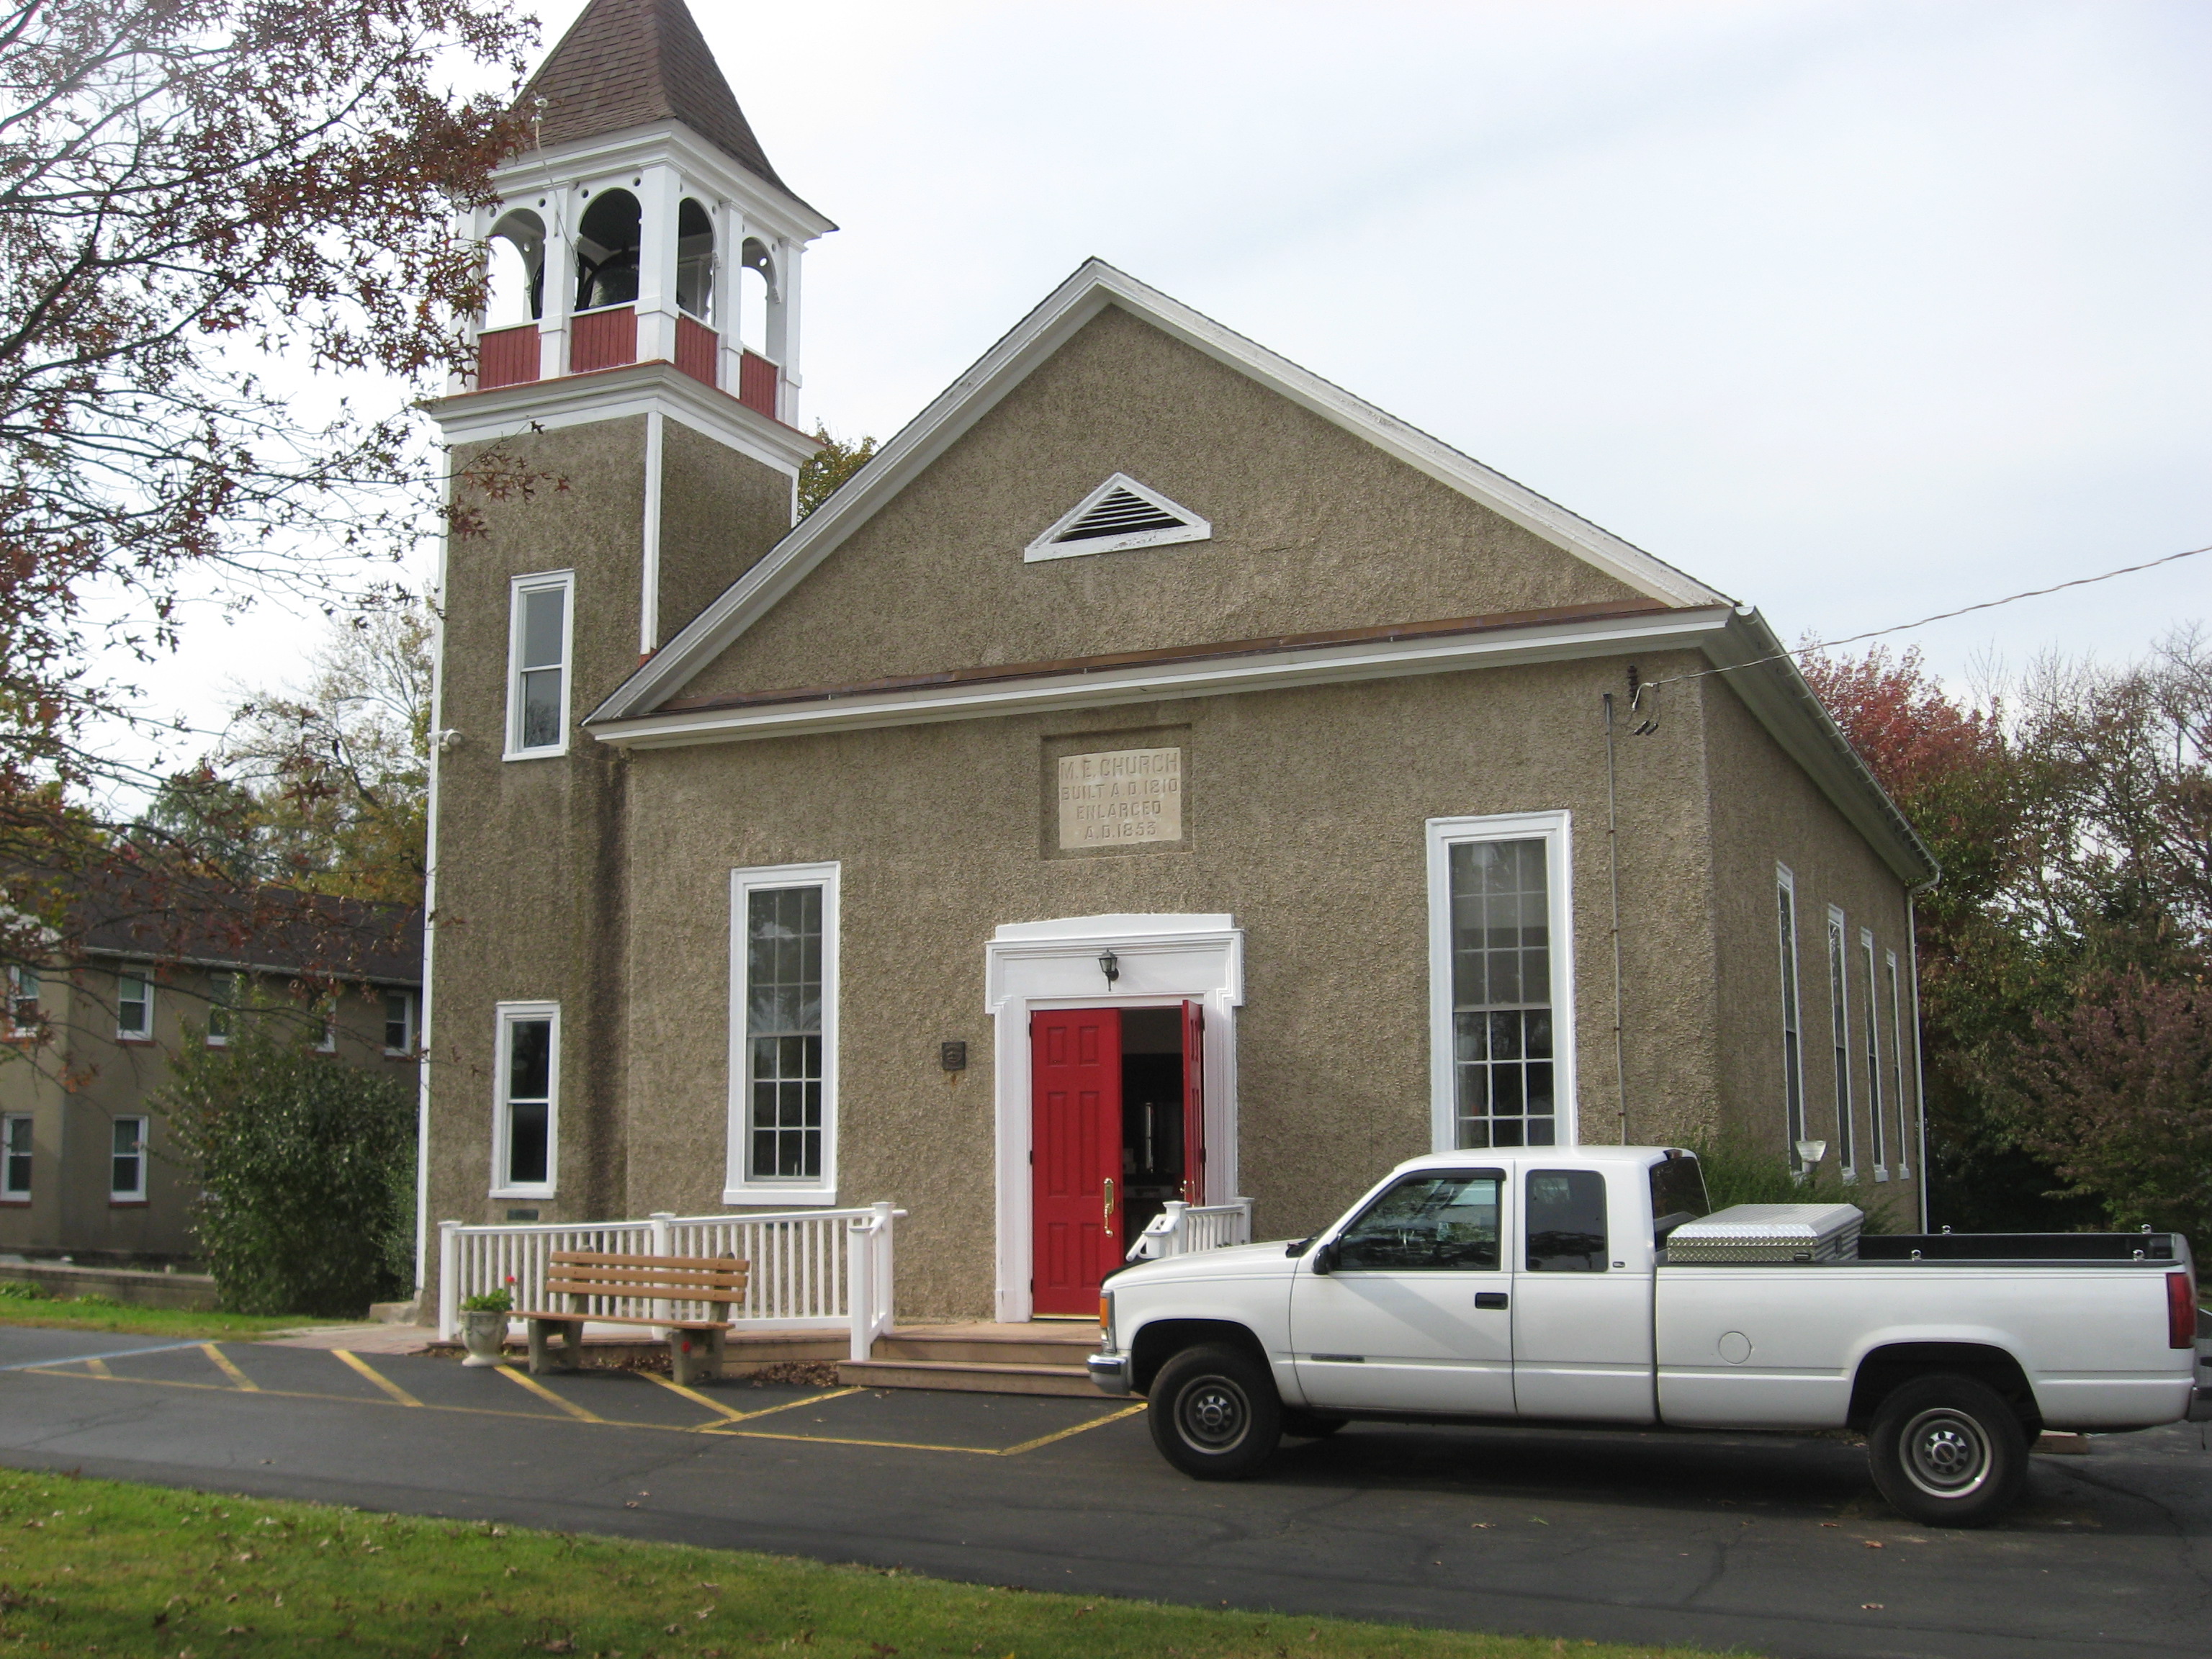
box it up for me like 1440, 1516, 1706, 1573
1310, 1240, 1338, 1276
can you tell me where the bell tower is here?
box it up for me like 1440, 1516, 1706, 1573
416, 0, 830, 1252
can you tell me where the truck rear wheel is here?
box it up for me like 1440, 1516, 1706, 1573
1867, 1373, 2028, 1527
1147, 1343, 1282, 1480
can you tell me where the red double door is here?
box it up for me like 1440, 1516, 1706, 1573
1030, 1003, 1206, 1316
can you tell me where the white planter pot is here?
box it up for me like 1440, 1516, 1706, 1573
459, 1308, 510, 1367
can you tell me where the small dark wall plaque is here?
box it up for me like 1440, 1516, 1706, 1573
505, 1208, 540, 1222
940, 1040, 968, 1073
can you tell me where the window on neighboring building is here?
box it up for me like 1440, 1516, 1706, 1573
109, 1116, 148, 1202
1827, 907, 1855, 1177
117, 971, 152, 1040
728, 863, 840, 1202
1887, 949, 1912, 1179
493, 1002, 557, 1196
205, 971, 241, 1046
313, 994, 337, 1053
506, 571, 573, 758
6, 965, 40, 1038
1776, 868, 1805, 1164
1429, 813, 1573, 1152
1, 1115, 30, 1200
1861, 928, 1886, 1176
384, 989, 415, 1055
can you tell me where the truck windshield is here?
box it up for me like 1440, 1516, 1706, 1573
1649, 1154, 1709, 1244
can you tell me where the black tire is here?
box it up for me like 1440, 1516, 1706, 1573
1867, 1372, 2028, 1527
1281, 1409, 1348, 1439
1146, 1342, 1282, 1480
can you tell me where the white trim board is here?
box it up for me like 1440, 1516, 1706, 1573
585, 258, 1730, 727
984, 914, 1244, 1324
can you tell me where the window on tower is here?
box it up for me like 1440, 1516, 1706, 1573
676, 198, 714, 319
485, 209, 545, 326
574, 188, 642, 311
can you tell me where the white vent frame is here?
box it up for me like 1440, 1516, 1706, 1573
1024, 472, 1211, 563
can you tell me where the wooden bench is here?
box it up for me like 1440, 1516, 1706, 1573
514, 1251, 750, 1384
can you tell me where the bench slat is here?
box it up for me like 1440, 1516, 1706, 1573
550, 1250, 751, 1272
547, 1276, 747, 1297
518, 1310, 730, 1330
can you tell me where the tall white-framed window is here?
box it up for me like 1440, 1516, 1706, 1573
1887, 948, 1912, 1179
109, 1116, 148, 1202
505, 570, 575, 760
1427, 811, 1575, 1152
1776, 866, 1805, 1165
1826, 906, 1855, 1179
492, 1002, 559, 1198
383, 989, 416, 1056
5, 965, 40, 1038
1, 1114, 30, 1201
1861, 927, 1886, 1178
727, 861, 840, 1205
205, 971, 242, 1046
117, 970, 153, 1040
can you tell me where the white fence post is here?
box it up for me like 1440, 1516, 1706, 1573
436, 1220, 460, 1341
871, 1200, 896, 1347
848, 1212, 876, 1362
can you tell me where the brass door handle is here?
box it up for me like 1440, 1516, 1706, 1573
1103, 1177, 1115, 1235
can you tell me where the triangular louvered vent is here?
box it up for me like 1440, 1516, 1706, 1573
1025, 472, 1211, 563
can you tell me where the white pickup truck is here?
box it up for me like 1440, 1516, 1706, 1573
1088, 1145, 2203, 1526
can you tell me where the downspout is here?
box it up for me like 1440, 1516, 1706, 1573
1603, 693, 1628, 1145
1907, 879, 1936, 1232
413, 467, 454, 1307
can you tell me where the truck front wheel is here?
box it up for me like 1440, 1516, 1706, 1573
1867, 1373, 2028, 1527
1147, 1343, 1282, 1480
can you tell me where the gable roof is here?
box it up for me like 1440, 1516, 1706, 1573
518, 0, 794, 198
588, 259, 1732, 727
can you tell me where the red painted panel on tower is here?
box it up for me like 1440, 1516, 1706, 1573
675, 316, 719, 388
477, 325, 539, 390
572, 306, 637, 373
738, 349, 778, 418
1031, 1007, 1121, 1316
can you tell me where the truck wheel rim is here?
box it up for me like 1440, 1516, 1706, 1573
1900, 1407, 1991, 1498
1177, 1374, 1249, 1452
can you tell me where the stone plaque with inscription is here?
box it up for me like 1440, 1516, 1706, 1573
1057, 748, 1182, 849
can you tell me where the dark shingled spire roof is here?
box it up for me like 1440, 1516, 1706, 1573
518, 0, 796, 198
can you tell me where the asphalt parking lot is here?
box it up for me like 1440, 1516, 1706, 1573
1, 1326, 2207, 1659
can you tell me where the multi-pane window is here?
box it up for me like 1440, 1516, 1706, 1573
746, 887, 824, 1181
1, 1115, 30, 1200
507, 572, 572, 756
1887, 950, 1912, 1177
1861, 929, 1886, 1174
495, 1004, 557, 1193
109, 1117, 148, 1202
6, 965, 40, 1037
384, 989, 416, 1055
205, 971, 240, 1046
1776, 869, 1805, 1162
117, 971, 152, 1040
1827, 907, 1855, 1177
1448, 837, 1555, 1149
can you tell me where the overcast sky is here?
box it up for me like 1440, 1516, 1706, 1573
117, 0, 2208, 766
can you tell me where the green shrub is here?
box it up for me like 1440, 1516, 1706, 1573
158, 1014, 414, 1318
0, 1281, 46, 1301
1689, 1136, 1902, 1234
459, 1286, 511, 1314
66, 1294, 123, 1309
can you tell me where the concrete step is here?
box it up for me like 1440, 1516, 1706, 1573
839, 1357, 1097, 1398
873, 1328, 1096, 1368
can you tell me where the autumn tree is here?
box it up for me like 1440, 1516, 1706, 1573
798, 427, 876, 519
0, 0, 529, 979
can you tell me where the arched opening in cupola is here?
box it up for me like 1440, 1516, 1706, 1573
574, 188, 642, 312
738, 236, 775, 353
485, 209, 545, 327
675, 198, 715, 320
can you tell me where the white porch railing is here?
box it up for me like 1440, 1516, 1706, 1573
436, 1202, 903, 1361
1125, 1197, 1254, 1264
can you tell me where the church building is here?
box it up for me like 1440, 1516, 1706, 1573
419, 0, 1938, 1324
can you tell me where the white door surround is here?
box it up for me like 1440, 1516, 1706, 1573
985, 914, 1245, 1324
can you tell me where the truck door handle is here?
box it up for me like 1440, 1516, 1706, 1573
1474, 1292, 1509, 1310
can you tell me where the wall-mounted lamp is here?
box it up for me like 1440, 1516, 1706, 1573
1097, 949, 1120, 988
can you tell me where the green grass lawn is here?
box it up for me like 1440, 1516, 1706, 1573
0, 1466, 1733, 1658
0, 1285, 356, 1341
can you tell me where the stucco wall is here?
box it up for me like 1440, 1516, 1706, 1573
607, 652, 1727, 1321
1701, 675, 1925, 1228
655, 417, 796, 645
678, 304, 1647, 701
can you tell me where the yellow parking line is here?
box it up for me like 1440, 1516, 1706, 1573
639, 1370, 744, 1419
997, 1401, 1147, 1455
200, 1344, 259, 1391
715, 1426, 1007, 1456
493, 1364, 606, 1423
333, 1348, 422, 1408
84, 1358, 111, 1378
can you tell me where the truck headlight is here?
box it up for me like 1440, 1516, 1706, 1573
1099, 1291, 1116, 1352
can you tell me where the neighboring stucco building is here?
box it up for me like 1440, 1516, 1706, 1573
418, 0, 1938, 1321
0, 878, 421, 1266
